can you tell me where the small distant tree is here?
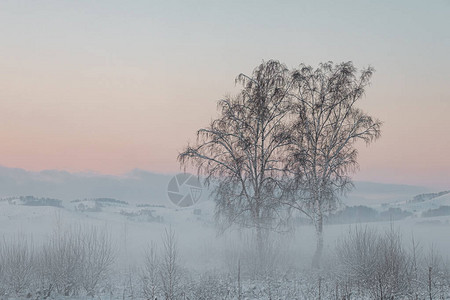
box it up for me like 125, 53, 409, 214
179, 60, 294, 251
286, 62, 382, 267
79, 226, 115, 296
141, 241, 160, 300
159, 228, 180, 300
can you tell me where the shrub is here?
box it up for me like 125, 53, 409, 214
0, 234, 35, 295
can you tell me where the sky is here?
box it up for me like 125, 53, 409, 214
0, 0, 449, 189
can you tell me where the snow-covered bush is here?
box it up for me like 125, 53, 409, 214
0, 234, 35, 296
38, 224, 114, 297
186, 271, 234, 300
79, 226, 115, 295
141, 242, 161, 300
336, 226, 412, 299
140, 228, 183, 300
159, 228, 181, 300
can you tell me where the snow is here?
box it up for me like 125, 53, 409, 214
0, 169, 449, 299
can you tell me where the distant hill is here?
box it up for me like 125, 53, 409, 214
0, 166, 175, 205
342, 181, 429, 206
0, 165, 448, 228
409, 191, 450, 203
400, 192, 450, 215
0, 165, 432, 207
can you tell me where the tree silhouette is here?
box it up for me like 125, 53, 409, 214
179, 60, 294, 252
286, 61, 382, 268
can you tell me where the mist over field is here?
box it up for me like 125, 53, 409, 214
1, 1, 449, 299
0, 166, 449, 299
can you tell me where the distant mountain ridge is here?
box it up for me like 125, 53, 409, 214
0, 166, 174, 205
0, 165, 433, 206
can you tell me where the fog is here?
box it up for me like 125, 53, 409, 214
0, 167, 449, 299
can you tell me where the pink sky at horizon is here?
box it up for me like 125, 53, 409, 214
0, 1, 449, 189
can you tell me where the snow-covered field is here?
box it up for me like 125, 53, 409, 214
0, 169, 449, 299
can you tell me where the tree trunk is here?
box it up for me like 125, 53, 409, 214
256, 224, 264, 258
255, 222, 267, 275
312, 213, 324, 268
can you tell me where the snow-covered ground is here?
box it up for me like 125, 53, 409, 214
0, 168, 449, 299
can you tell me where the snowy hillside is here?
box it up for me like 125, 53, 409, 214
342, 181, 429, 206
395, 191, 450, 217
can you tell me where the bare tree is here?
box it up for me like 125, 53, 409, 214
159, 228, 180, 300
141, 241, 161, 300
286, 62, 382, 267
336, 226, 380, 294
374, 226, 411, 299
179, 60, 294, 252
424, 245, 448, 300
79, 225, 115, 296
